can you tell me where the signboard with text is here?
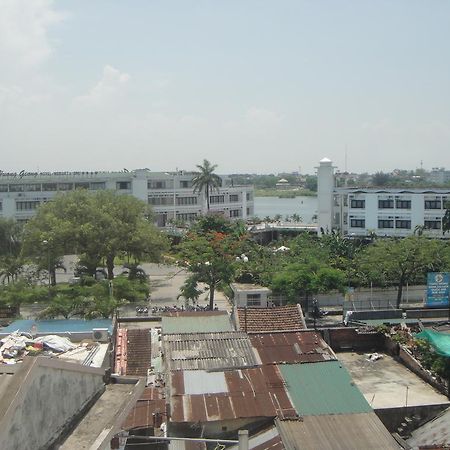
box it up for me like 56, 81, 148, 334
426, 272, 450, 308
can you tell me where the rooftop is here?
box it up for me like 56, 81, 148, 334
278, 361, 372, 416
276, 414, 401, 450
161, 311, 233, 334
250, 331, 336, 365
170, 365, 297, 423
231, 283, 271, 292
407, 406, 450, 449
338, 351, 450, 409
236, 305, 306, 333
163, 331, 258, 371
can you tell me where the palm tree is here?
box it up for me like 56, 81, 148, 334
192, 159, 222, 212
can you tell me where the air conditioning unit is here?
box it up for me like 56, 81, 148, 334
92, 328, 109, 343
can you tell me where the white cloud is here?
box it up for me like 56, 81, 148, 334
0, 0, 66, 68
73, 65, 130, 108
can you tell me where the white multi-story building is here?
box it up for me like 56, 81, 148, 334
317, 158, 449, 238
0, 169, 254, 227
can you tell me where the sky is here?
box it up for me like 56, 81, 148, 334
1, 1, 450, 175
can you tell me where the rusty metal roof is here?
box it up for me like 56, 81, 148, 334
250, 331, 336, 365
236, 305, 307, 333
163, 331, 259, 371
170, 365, 297, 423
276, 414, 401, 450
122, 387, 166, 431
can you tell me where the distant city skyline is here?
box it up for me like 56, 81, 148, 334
1, 1, 450, 174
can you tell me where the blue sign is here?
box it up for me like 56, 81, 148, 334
426, 272, 450, 308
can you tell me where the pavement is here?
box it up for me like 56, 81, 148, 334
338, 351, 450, 409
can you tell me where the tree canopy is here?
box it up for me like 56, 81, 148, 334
192, 159, 222, 211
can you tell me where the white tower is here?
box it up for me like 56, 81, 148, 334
317, 157, 334, 236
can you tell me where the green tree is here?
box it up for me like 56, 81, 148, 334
0, 219, 24, 284
177, 216, 247, 309
192, 159, 222, 212
356, 237, 446, 308
22, 190, 169, 281
371, 172, 391, 186
443, 200, 450, 234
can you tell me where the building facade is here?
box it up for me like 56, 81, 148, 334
0, 169, 254, 226
317, 159, 450, 238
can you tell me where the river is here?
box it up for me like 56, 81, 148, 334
254, 196, 318, 223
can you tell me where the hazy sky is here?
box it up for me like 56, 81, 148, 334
1, 1, 450, 174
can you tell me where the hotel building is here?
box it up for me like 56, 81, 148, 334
317, 158, 449, 238
0, 169, 254, 227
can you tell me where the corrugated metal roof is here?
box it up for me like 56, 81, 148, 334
228, 425, 284, 450
278, 361, 372, 416
276, 414, 401, 450
163, 331, 258, 371
407, 407, 450, 449
236, 305, 306, 333
122, 387, 166, 431
250, 331, 336, 365
183, 370, 227, 394
162, 312, 233, 334
170, 365, 297, 423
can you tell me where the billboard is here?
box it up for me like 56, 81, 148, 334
426, 272, 450, 308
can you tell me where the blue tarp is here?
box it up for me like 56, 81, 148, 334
0, 319, 112, 334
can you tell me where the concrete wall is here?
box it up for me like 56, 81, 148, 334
321, 327, 384, 352
0, 357, 105, 450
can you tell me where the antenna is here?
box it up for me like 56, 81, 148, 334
345, 145, 348, 172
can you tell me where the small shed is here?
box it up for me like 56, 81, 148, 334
231, 283, 272, 308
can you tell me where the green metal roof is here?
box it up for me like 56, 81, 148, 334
161, 314, 233, 334
279, 361, 372, 416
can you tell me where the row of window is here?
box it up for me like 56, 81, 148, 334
148, 194, 244, 206
0, 182, 107, 192
350, 219, 442, 230
350, 199, 447, 210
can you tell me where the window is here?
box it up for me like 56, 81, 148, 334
246, 192, 252, 201
424, 220, 441, 229
90, 182, 105, 190
74, 182, 89, 190
176, 197, 197, 205
0, 185, 8, 192
148, 180, 166, 189
229, 194, 239, 202
0, 202, 2, 211
116, 181, 131, 190
424, 200, 441, 209
396, 220, 411, 229
16, 201, 40, 211
23, 184, 41, 192
350, 219, 365, 228
57, 183, 73, 191
378, 219, 394, 229
180, 180, 192, 188
148, 196, 174, 206
350, 199, 365, 208
210, 195, 225, 204
230, 209, 241, 218
378, 199, 394, 209
42, 183, 57, 191
9, 184, 23, 192
396, 199, 411, 209
247, 293, 261, 306
246, 208, 250, 215
176, 213, 198, 222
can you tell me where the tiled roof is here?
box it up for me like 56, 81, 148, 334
236, 305, 306, 333
116, 328, 152, 377
250, 331, 336, 365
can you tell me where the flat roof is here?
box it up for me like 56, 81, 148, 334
161, 311, 233, 334
0, 319, 112, 334
338, 351, 450, 409
279, 361, 372, 416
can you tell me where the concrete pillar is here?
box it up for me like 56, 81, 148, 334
317, 157, 335, 236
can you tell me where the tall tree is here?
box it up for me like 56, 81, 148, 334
192, 159, 222, 212
356, 236, 447, 308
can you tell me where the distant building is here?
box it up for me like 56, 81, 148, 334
428, 167, 450, 184
275, 178, 290, 190
317, 158, 450, 238
0, 169, 254, 227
